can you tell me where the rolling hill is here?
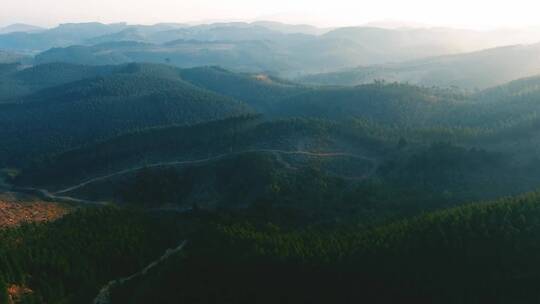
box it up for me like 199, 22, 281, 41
0, 22, 129, 51
177, 66, 309, 111
268, 82, 464, 124
108, 191, 540, 304
0, 50, 29, 64
21, 22, 540, 77
0, 23, 44, 34
7, 63, 540, 188
300, 43, 540, 90
0, 62, 308, 110
0, 63, 251, 166
14, 116, 383, 189
0, 62, 120, 101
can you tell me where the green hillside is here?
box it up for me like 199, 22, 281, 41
300, 43, 540, 90
15, 117, 383, 189
4, 189, 540, 303
178, 66, 308, 111
0, 62, 119, 101
89, 192, 540, 303
0, 64, 251, 166
269, 82, 465, 124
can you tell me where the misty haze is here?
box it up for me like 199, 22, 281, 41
2, 0, 540, 303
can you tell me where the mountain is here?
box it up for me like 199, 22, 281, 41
15, 22, 540, 77
7, 61, 540, 169
16, 116, 382, 191
0, 63, 251, 165
0, 23, 44, 34
5, 186, 540, 303
0, 63, 119, 101
177, 66, 308, 111
0, 22, 129, 51
34, 39, 297, 74
325, 26, 540, 52
32, 32, 470, 77
4, 179, 540, 304
0, 63, 305, 108
108, 191, 540, 304
4, 58, 540, 304
84, 23, 288, 45
268, 82, 464, 124
252, 21, 330, 35
300, 43, 540, 90
362, 20, 431, 29
0, 50, 28, 64
321, 27, 470, 60
7, 62, 540, 169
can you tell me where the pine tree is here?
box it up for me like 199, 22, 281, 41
0, 275, 9, 304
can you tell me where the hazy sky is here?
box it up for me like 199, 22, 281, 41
2, 0, 540, 29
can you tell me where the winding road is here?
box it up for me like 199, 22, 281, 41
8, 186, 109, 205
93, 240, 188, 304
54, 149, 378, 195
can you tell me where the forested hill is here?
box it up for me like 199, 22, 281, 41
0, 63, 119, 101
0, 50, 29, 64
5, 61, 540, 169
177, 66, 309, 111
299, 43, 540, 90
0, 63, 251, 166
268, 82, 465, 124
0, 62, 307, 107
5, 191, 540, 303
25, 25, 510, 77
15, 116, 385, 190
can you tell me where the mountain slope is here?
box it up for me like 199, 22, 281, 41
109, 191, 540, 304
29, 23, 540, 77
269, 82, 463, 124
0, 50, 28, 64
0, 64, 251, 165
16, 116, 383, 189
0, 22, 128, 51
178, 66, 308, 111
300, 43, 540, 90
0, 23, 44, 34
0, 63, 119, 101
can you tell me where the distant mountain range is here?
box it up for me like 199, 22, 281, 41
300, 43, 540, 90
0, 49, 29, 64
3, 21, 540, 79
0, 23, 44, 34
